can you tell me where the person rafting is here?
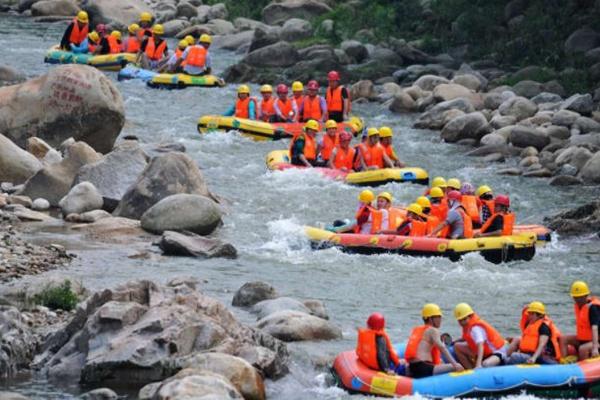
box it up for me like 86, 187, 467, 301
476, 185, 495, 225
96, 31, 122, 55
429, 190, 473, 239
380, 203, 426, 236
71, 30, 95, 54
425, 177, 447, 196
356, 313, 405, 375
354, 190, 380, 234
506, 301, 561, 365
138, 24, 168, 70
559, 281, 600, 361
326, 70, 351, 122
273, 84, 298, 122
355, 128, 394, 171
417, 196, 441, 235
290, 119, 320, 167
327, 131, 355, 171
446, 178, 461, 195
453, 303, 507, 369
318, 120, 339, 164
378, 126, 405, 167
292, 81, 305, 112
137, 12, 154, 40
184, 35, 195, 46
122, 24, 141, 53
223, 85, 257, 120
428, 187, 448, 221
474, 195, 514, 237
259, 85, 276, 122
300, 80, 327, 123
460, 182, 481, 227
160, 40, 189, 73
173, 34, 212, 76
60, 11, 89, 51
405, 304, 464, 378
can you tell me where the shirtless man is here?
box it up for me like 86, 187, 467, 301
404, 303, 464, 378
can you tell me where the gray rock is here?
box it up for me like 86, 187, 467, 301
558, 163, 579, 176
497, 167, 522, 176
512, 80, 543, 98
520, 146, 539, 158
414, 74, 450, 91
509, 126, 550, 149
161, 19, 190, 37
482, 152, 505, 163
574, 116, 600, 133
565, 27, 600, 54
531, 92, 563, 104
0, 307, 37, 378
256, 310, 342, 342
59, 182, 103, 216
350, 80, 376, 101
552, 109, 581, 127
585, 47, 600, 63
451, 74, 482, 91
498, 96, 538, 121
545, 200, 600, 236
341, 40, 368, 63
80, 388, 118, 400
232, 282, 278, 308
243, 41, 299, 68
30, 0, 78, 16
280, 18, 312, 42
523, 168, 553, 178
0, 134, 42, 185
369, 47, 403, 65
139, 369, 243, 400
542, 80, 566, 97
233, 17, 269, 32
570, 133, 600, 148
561, 93, 594, 116
207, 2, 228, 20
389, 90, 417, 113
0, 65, 25, 83
480, 132, 508, 146
252, 297, 312, 320
214, 30, 254, 51
414, 98, 475, 129
262, 0, 332, 25
0, 392, 31, 400
158, 231, 237, 259
68, 209, 112, 223
549, 175, 583, 186
441, 112, 491, 142
31, 198, 50, 211
247, 25, 281, 52
579, 151, 600, 183
519, 155, 540, 168
490, 115, 517, 129
176, 1, 197, 18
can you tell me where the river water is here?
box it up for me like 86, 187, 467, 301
2, 15, 600, 400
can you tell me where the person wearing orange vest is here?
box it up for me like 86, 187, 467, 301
460, 182, 481, 227
60, 11, 89, 51
428, 187, 448, 222
258, 85, 276, 122
160, 40, 189, 73
173, 34, 212, 76
122, 24, 141, 53
300, 80, 327, 123
380, 203, 427, 236
290, 119, 319, 167
446, 178, 461, 195
327, 131, 355, 171
506, 302, 561, 365
99, 31, 122, 55
292, 81, 305, 114
453, 303, 507, 369
83, 31, 100, 54
424, 176, 447, 197
376, 192, 406, 231
429, 190, 473, 239
417, 196, 441, 236
224, 85, 257, 120
475, 195, 515, 237
559, 281, 600, 361
325, 70, 350, 122
378, 126, 405, 167
137, 12, 154, 41
476, 185, 495, 225
318, 120, 340, 163
350, 190, 383, 234
405, 304, 464, 378
273, 84, 298, 122
138, 24, 168, 69
356, 128, 394, 171
356, 313, 405, 374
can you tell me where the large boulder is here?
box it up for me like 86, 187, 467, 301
512, 80, 544, 98
262, 0, 331, 25
252, 297, 327, 320
545, 201, 600, 236
161, 19, 190, 37
579, 152, 600, 183
59, 181, 103, 216
256, 310, 342, 342
389, 91, 417, 113
0, 307, 37, 378
451, 74, 482, 91
139, 369, 243, 400
555, 146, 593, 171
141, 194, 222, 235
80, 0, 152, 27
232, 282, 278, 308
498, 96, 538, 121
0, 134, 41, 185
214, 30, 254, 51
561, 93, 594, 116
0, 65, 124, 154
280, 18, 312, 42
30, 0, 78, 16
531, 92, 563, 105
176, 1, 197, 19
432, 83, 473, 102
441, 112, 491, 143
114, 152, 213, 220
158, 231, 237, 259
509, 126, 550, 150
414, 98, 475, 129
341, 40, 368, 63
73, 141, 148, 211
551, 109, 580, 127
414, 75, 449, 91
565, 27, 600, 54
243, 41, 299, 68
248, 26, 281, 52
350, 80, 376, 101
18, 141, 101, 206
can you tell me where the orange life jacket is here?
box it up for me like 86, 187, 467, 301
260, 97, 275, 121
404, 324, 441, 365
480, 212, 515, 236
430, 201, 448, 222
326, 86, 344, 113
358, 142, 385, 169
294, 95, 304, 112
276, 98, 294, 119
382, 143, 398, 161
410, 219, 427, 236
302, 96, 323, 121
137, 28, 152, 41
290, 133, 316, 161
461, 195, 480, 225
519, 316, 562, 360
332, 146, 355, 170
479, 199, 496, 223
321, 133, 339, 161
575, 297, 600, 342
356, 328, 400, 370
388, 208, 406, 230
69, 19, 89, 45
354, 205, 382, 234
125, 36, 141, 53
234, 97, 257, 119
425, 214, 440, 235
107, 35, 121, 54
462, 314, 505, 357
145, 37, 167, 60
88, 40, 98, 53
185, 45, 207, 67
457, 207, 474, 238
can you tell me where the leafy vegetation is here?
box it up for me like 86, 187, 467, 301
33, 280, 79, 311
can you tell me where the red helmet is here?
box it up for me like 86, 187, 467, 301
495, 194, 510, 207
367, 312, 385, 330
340, 131, 352, 141
276, 84, 288, 94
447, 190, 462, 202
328, 70, 340, 81
307, 80, 319, 90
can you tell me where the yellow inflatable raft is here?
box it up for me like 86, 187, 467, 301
44, 46, 136, 71
197, 116, 293, 141
149, 73, 225, 88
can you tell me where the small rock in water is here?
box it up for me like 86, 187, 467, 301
80, 388, 118, 400
158, 230, 237, 259
232, 282, 278, 307
58, 182, 103, 216
549, 175, 583, 186
497, 167, 522, 176
31, 198, 50, 211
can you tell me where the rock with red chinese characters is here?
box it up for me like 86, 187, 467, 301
0, 64, 124, 154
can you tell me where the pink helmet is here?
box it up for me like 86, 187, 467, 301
340, 131, 352, 141
276, 84, 288, 94
367, 312, 385, 330
96, 24, 107, 34
328, 70, 340, 81
307, 80, 319, 90
495, 195, 510, 207
460, 182, 475, 195
447, 190, 462, 202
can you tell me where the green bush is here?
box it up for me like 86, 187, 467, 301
33, 280, 78, 311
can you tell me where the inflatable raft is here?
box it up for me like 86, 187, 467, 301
197, 116, 357, 141
266, 150, 429, 186
332, 347, 600, 398
118, 65, 225, 88
305, 226, 536, 263
44, 46, 136, 71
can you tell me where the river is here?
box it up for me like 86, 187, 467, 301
1, 15, 600, 400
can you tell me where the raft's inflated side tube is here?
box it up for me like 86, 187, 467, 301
513, 224, 553, 242
266, 150, 429, 186
44, 46, 135, 71
148, 73, 225, 89
305, 226, 536, 263
332, 349, 600, 398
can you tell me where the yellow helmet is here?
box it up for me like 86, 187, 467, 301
527, 301, 546, 315
128, 23, 140, 34
292, 81, 304, 91
152, 24, 164, 35
178, 39, 188, 49
350, 116, 364, 133
199, 33, 212, 44
447, 178, 461, 190
260, 84, 273, 93
304, 119, 319, 132
571, 281, 590, 298
377, 192, 393, 203
379, 126, 393, 138
358, 190, 375, 204
237, 84, 250, 94
454, 303, 474, 320
110, 30, 122, 40
429, 187, 444, 199
184, 35, 195, 45
88, 31, 100, 42
431, 177, 447, 188
422, 303, 443, 319
416, 196, 431, 208
407, 203, 424, 217
140, 12, 153, 23
367, 127, 379, 137
77, 10, 89, 23
325, 120, 338, 129
476, 185, 493, 197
